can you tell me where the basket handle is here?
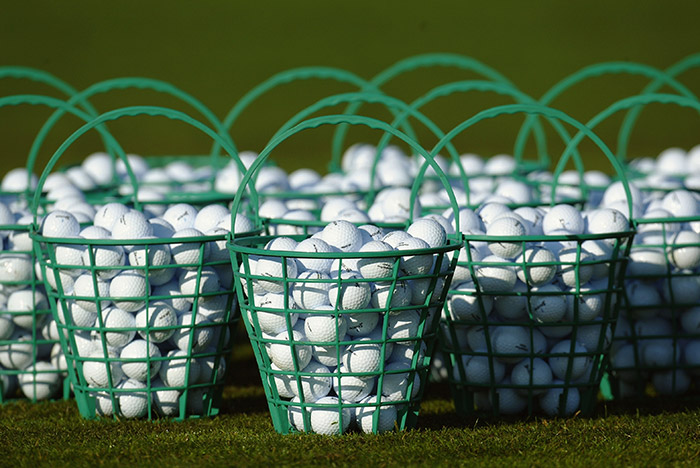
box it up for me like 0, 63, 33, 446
0, 67, 104, 189
266, 91, 451, 205
400, 81, 591, 204
231, 114, 463, 236
0, 66, 96, 113
0, 94, 126, 203
375, 80, 576, 204
429, 103, 635, 221
617, 53, 700, 161
564, 93, 700, 208
329, 53, 515, 173
210, 67, 377, 161
513, 61, 698, 165
28, 77, 235, 189
31, 106, 249, 225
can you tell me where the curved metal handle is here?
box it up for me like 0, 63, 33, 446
430, 103, 634, 220
212, 67, 377, 161
231, 114, 462, 236
267, 91, 453, 206
28, 77, 236, 189
375, 79, 583, 204
514, 62, 698, 164
617, 53, 700, 161
0, 67, 103, 189
0, 66, 89, 107
568, 93, 700, 206
329, 53, 515, 172
0, 94, 126, 203
32, 106, 250, 224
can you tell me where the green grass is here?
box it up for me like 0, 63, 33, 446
3, 337, 700, 467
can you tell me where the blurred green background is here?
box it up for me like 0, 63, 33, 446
0, 0, 699, 176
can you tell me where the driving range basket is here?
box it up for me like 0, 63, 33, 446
229, 114, 462, 434
30, 105, 253, 420
438, 103, 635, 418
0, 69, 117, 403
587, 92, 700, 398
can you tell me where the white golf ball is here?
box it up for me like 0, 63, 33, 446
120, 339, 161, 382
539, 383, 580, 416
163, 204, 198, 231
292, 271, 332, 310
83, 349, 124, 388
116, 378, 149, 418
159, 349, 200, 387
355, 395, 398, 433
515, 246, 557, 286
293, 238, 335, 273
268, 329, 312, 371
486, 216, 527, 259
135, 302, 178, 343
309, 396, 351, 435
328, 272, 371, 310
548, 340, 591, 381
109, 271, 149, 312
18, 362, 60, 400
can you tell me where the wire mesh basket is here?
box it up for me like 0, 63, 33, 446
30, 105, 253, 419
437, 103, 636, 417
580, 93, 700, 398
229, 114, 463, 434
0, 85, 123, 402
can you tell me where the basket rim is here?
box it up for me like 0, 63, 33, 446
227, 234, 462, 258
30, 229, 259, 245
460, 230, 636, 243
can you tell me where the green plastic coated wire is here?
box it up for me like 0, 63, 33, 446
0, 94, 127, 203
210, 67, 380, 161
230, 114, 463, 234
329, 53, 516, 173
28, 77, 236, 189
429, 103, 635, 220
31, 105, 250, 220
565, 93, 700, 207
617, 53, 700, 161
513, 62, 699, 165
266, 91, 456, 207
376, 80, 589, 204
429, 103, 636, 418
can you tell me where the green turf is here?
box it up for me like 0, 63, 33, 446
3, 335, 700, 468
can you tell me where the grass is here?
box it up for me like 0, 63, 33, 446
2, 334, 700, 468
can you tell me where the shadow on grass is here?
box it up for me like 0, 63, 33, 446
223, 323, 700, 426
416, 380, 700, 431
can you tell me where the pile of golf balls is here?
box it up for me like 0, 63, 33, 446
35, 196, 253, 417
441, 199, 631, 416
605, 178, 700, 395
0, 194, 62, 401
236, 216, 458, 433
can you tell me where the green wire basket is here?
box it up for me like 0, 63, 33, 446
437, 103, 635, 418
587, 93, 700, 399
0, 81, 125, 403
30, 105, 253, 420
229, 114, 463, 434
